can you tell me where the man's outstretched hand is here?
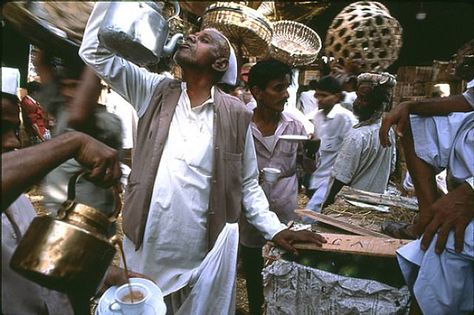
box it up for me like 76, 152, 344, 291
272, 229, 327, 256
416, 183, 474, 254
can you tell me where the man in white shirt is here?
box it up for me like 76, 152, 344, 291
80, 3, 326, 314
379, 50, 474, 314
305, 76, 357, 214
323, 72, 397, 208
297, 80, 319, 116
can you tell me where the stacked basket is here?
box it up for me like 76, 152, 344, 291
268, 20, 322, 66
201, 2, 273, 57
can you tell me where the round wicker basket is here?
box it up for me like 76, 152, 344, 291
201, 2, 273, 57
325, 1, 403, 72
268, 20, 322, 66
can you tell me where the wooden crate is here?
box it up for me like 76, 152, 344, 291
397, 66, 434, 82
432, 60, 456, 82
263, 232, 411, 314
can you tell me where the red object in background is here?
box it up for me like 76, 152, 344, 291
20, 95, 47, 138
240, 62, 255, 84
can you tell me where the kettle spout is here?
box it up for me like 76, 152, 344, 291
163, 33, 184, 56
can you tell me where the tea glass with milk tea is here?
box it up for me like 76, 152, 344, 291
109, 282, 150, 315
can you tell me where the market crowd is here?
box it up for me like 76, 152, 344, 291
2, 2, 473, 315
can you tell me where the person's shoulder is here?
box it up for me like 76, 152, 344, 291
281, 110, 305, 128
333, 105, 356, 120
215, 88, 250, 113
346, 126, 364, 140
300, 90, 315, 99
157, 77, 181, 88
336, 104, 355, 116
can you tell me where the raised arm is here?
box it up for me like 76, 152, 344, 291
1, 131, 121, 211
380, 95, 472, 147
79, 2, 165, 117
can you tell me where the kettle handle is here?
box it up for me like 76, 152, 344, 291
167, 1, 180, 22
57, 171, 122, 222
108, 185, 122, 223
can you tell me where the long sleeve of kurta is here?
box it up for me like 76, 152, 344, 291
79, 2, 165, 117
241, 127, 287, 240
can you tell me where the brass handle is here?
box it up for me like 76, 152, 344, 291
56, 171, 85, 219
108, 185, 122, 223
57, 171, 122, 222
109, 234, 121, 246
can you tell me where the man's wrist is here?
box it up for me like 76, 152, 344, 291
57, 131, 86, 155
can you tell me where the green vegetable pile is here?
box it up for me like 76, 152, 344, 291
282, 250, 405, 288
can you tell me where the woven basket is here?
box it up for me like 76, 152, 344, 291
325, 1, 403, 72
268, 20, 322, 66
201, 2, 273, 57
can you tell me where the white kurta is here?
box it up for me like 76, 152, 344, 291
396, 80, 474, 314
297, 90, 318, 115
122, 84, 216, 295
331, 119, 396, 193
306, 104, 357, 212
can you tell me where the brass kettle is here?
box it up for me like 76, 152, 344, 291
10, 172, 121, 297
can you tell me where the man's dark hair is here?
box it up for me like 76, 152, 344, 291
308, 79, 318, 90
248, 59, 292, 90
26, 81, 42, 94
315, 75, 342, 94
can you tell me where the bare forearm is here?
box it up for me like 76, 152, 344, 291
68, 67, 101, 130
407, 95, 472, 116
1, 132, 85, 211
401, 124, 438, 212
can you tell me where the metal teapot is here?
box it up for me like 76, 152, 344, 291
10, 172, 121, 298
98, 1, 183, 66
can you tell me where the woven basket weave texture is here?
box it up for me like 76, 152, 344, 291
325, 1, 403, 71
269, 20, 322, 66
201, 2, 273, 57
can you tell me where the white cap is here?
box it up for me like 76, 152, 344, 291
206, 28, 237, 85
220, 43, 237, 85
1, 67, 20, 96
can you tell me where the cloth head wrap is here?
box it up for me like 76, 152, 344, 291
357, 72, 396, 110
357, 72, 396, 90
354, 72, 396, 126
206, 28, 237, 85
2, 67, 20, 96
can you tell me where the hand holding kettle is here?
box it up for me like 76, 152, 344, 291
73, 132, 122, 188
2, 131, 121, 211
